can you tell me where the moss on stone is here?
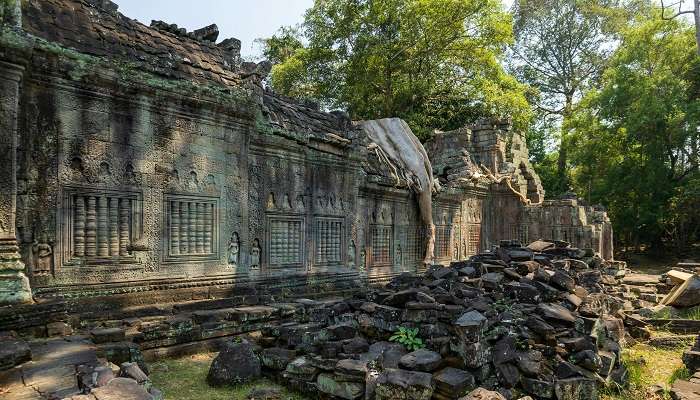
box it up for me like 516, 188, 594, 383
0, 27, 33, 51
3, 28, 257, 109
254, 109, 274, 135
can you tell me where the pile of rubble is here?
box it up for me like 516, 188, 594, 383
208, 239, 631, 399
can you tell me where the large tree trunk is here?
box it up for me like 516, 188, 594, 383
556, 94, 574, 192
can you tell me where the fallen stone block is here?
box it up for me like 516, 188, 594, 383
670, 379, 700, 400
97, 342, 148, 375
316, 372, 364, 400
432, 367, 475, 398
399, 348, 442, 372
454, 311, 487, 342
451, 340, 490, 369
283, 356, 320, 381
554, 377, 598, 400
206, 341, 261, 386
537, 303, 576, 324
335, 359, 368, 378
521, 377, 554, 399
260, 347, 296, 371
662, 274, 700, 308
683, 350, 700, 372
120, 362, 148, 383
458, 387, 506, 400
375, 368, 434, 400
90, 377, 153, 400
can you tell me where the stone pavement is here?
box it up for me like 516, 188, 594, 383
1, 336, 98, 399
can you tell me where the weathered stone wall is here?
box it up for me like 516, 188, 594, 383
426, 119, 612, 258
0, 0, 614, 307
17, 71, 257, 288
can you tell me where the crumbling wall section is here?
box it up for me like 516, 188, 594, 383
426, 120, 613, 259
525, 199, 614, 260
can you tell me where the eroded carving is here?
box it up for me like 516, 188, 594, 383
163, 195, 218, 262
314, 218, 343, 265
32, 233, 53, 275
250, 238, 261, 269
227, 232, 240, 267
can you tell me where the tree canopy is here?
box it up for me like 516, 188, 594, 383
568, 9, 700, 252
509, 0, 618, 195
260, 0, 532, 139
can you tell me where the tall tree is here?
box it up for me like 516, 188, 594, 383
510, 0, 615, 195
260, 0, 531, 140
660, 0, 700, 54
569, 10, 700, 252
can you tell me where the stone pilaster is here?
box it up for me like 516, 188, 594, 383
0, 60, 32, 305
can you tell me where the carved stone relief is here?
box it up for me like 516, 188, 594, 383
32, 232, 53, 276
250, 238, 261, 270
348, 240, 356, 268
227, 232, 240, 267
162, 194, 218, 262
314, 217, 343, 266
60, 187, 143, 266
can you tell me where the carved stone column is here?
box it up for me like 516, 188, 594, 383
0, 59, 32, 305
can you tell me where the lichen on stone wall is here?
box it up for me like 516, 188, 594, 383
0, 26, 33, 53
12, 30, 257, 110
0, 0, 22, 28
254, 109, 274, 135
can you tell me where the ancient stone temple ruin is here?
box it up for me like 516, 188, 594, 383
0, 0, 612, 307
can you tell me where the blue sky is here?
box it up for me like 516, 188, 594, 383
114, 0, 314, 59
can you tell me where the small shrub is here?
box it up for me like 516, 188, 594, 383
389, 327, 424, 351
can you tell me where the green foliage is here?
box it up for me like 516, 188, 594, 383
668, 366, 692, 384
652, 305, 700, 321
510, 0, 621, 193
568, 9, 700, 253
261, 0, 531, 140
389, 327, 425, 351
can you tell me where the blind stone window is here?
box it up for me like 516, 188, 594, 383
371, 224, 392, 266
268, 217, 304, 267
164, 195, 218, 262
405, 225, 425, 262
314, 218, 343, 265
62, 188, 142, 264
467, 223, 481, 256
435, 225, 451, 259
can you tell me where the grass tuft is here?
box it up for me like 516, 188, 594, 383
601, 342, 688, 400
651, 305, 700, 321
148, 353, 309, 400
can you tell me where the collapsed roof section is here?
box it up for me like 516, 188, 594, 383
23, 0, 244, 86
425, 119, 545, 204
